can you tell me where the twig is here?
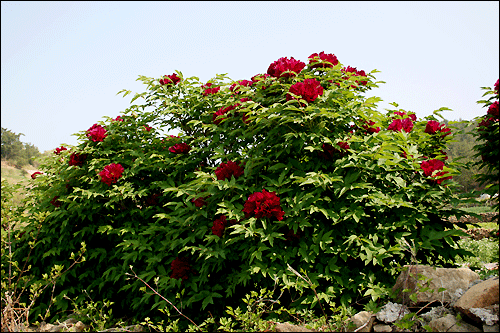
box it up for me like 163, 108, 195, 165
126, 266, 201, 331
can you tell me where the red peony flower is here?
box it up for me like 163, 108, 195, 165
388, 118, 413, 133
494, 79, 499, 93
215, 160, 245, 181
202, 83, 220, 96
68, 152, 87, 166
308, 51, 339, 69
86, 124, 107, 142
267, 57, 305, 79
477, 117, 495, 131
440, 127, 451, 138
243, 189, 285, 221
99, 163, 124, 186
170, 257, 191, 281
191, 196, 208, 208
113, 115, 124, 122
488, 101, 499, 118
420, 159, 451, 184
251, 73, 271, 90
424, 120, 441, 134
341, 66, 368, 86
213, 104, 238, 125
143, 125, 152, 132
318, 142, 350, 159
159, 73, 181, 86
393, 111, 417, 122
361, 120, 380, 134
229, 80, 253, 94
31, 171, 43, 179
169, 143, 191, 154
50, 196, 62, 208
211, 215, 236, 237
287, 78, 324, 104
54, 146, 67, 155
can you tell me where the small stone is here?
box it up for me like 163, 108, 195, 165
349, 311, 374, 332
69, 321, 86, 332
455, 277, 500, 323
429, 314, 481, 332
483, 324, 500, 332
376, 302, 410, 323
274, 322, 315, 332
469, 308, 499, 326
373, 324, 393, 332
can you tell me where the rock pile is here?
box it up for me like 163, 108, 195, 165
348, 265, 499, 332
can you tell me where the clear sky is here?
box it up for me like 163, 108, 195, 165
1, 1, 499, 153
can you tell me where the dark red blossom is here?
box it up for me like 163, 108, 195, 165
494, 79, 499, 93
68, 152, 87, 167
54, 146, 67, 155
267, 57, 305, 79
421, 159, 451, 184
341, 66, 368, 86
229, 80, 253, 94
202, 83, 220, 96
215, 161, 245, 181
478, 117, 495, 131
243, 189, 285, 221
99, 163, 124, 186
31, 171, 42, 179
144, 125, 152, 132
287, 79, 324, 104
170, 257, 192, 281
159, 73, 181, 86
361, 120, 380, 134
388, 118, 413, 133
169, 143, 191, 154
393, 111, 417, 122
488, 101, 499, 118
113, 115, 124, 122
308, 51, 339, 69
86, 124, 107, 142
213, 104, 238, 125
251, 73, 271, 89
424, 120, 450, 137
318, 142, 350, 159
211, 215, 235, 237
191, 196, 208, 208
50, 196, 62, 208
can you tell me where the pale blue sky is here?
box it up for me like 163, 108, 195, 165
1, 1, 499, 153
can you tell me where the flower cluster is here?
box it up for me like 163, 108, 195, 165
267, 57, 305, 79
421, 159, 451, 184
169, 143, 191, 154
211, 215, 236, 237
31, 171, 43, 179
287, 78, 324, 104
319, 142, 350, 159
243, 189, 285, 221
170, 257, 192, 281
424, 120, 451, 137
488, 101, 499, 118
202, 83, 220, 96
393, 111, 417, 121
341, 66, 368, 86
308, 51, 339, 69
99, 163, 124, 186
68, 152, 87, 166
388, 118, 414, 133
213, 104, 238, 125
361, 120, 380, 134
50, 196, 61, 207
159, 73, 181, 86
191, 196, 208, 208
229, 80, 253, 94
54, 146, 67, 155
215, 160, 244, 181
113, 115, 124, 122
86, 124, 107, 142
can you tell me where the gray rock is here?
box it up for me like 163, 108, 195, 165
429, 313, 481, 332
483, 324, 500, 332
469, 307, 499, 326
274, 322, 315, 332
349, 311, 374, 332
419, 306, 452, 323
375, 302, 410, 323
391, 265, 479, 305
454, 276, 500, 323
372, 324, 393, 332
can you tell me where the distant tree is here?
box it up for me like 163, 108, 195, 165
1, 127, 41, 168
445, 119, 493, 193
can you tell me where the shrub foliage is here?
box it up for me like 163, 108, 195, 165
11, 53, 472, 323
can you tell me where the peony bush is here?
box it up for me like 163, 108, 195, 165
12, 52, 472, 324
